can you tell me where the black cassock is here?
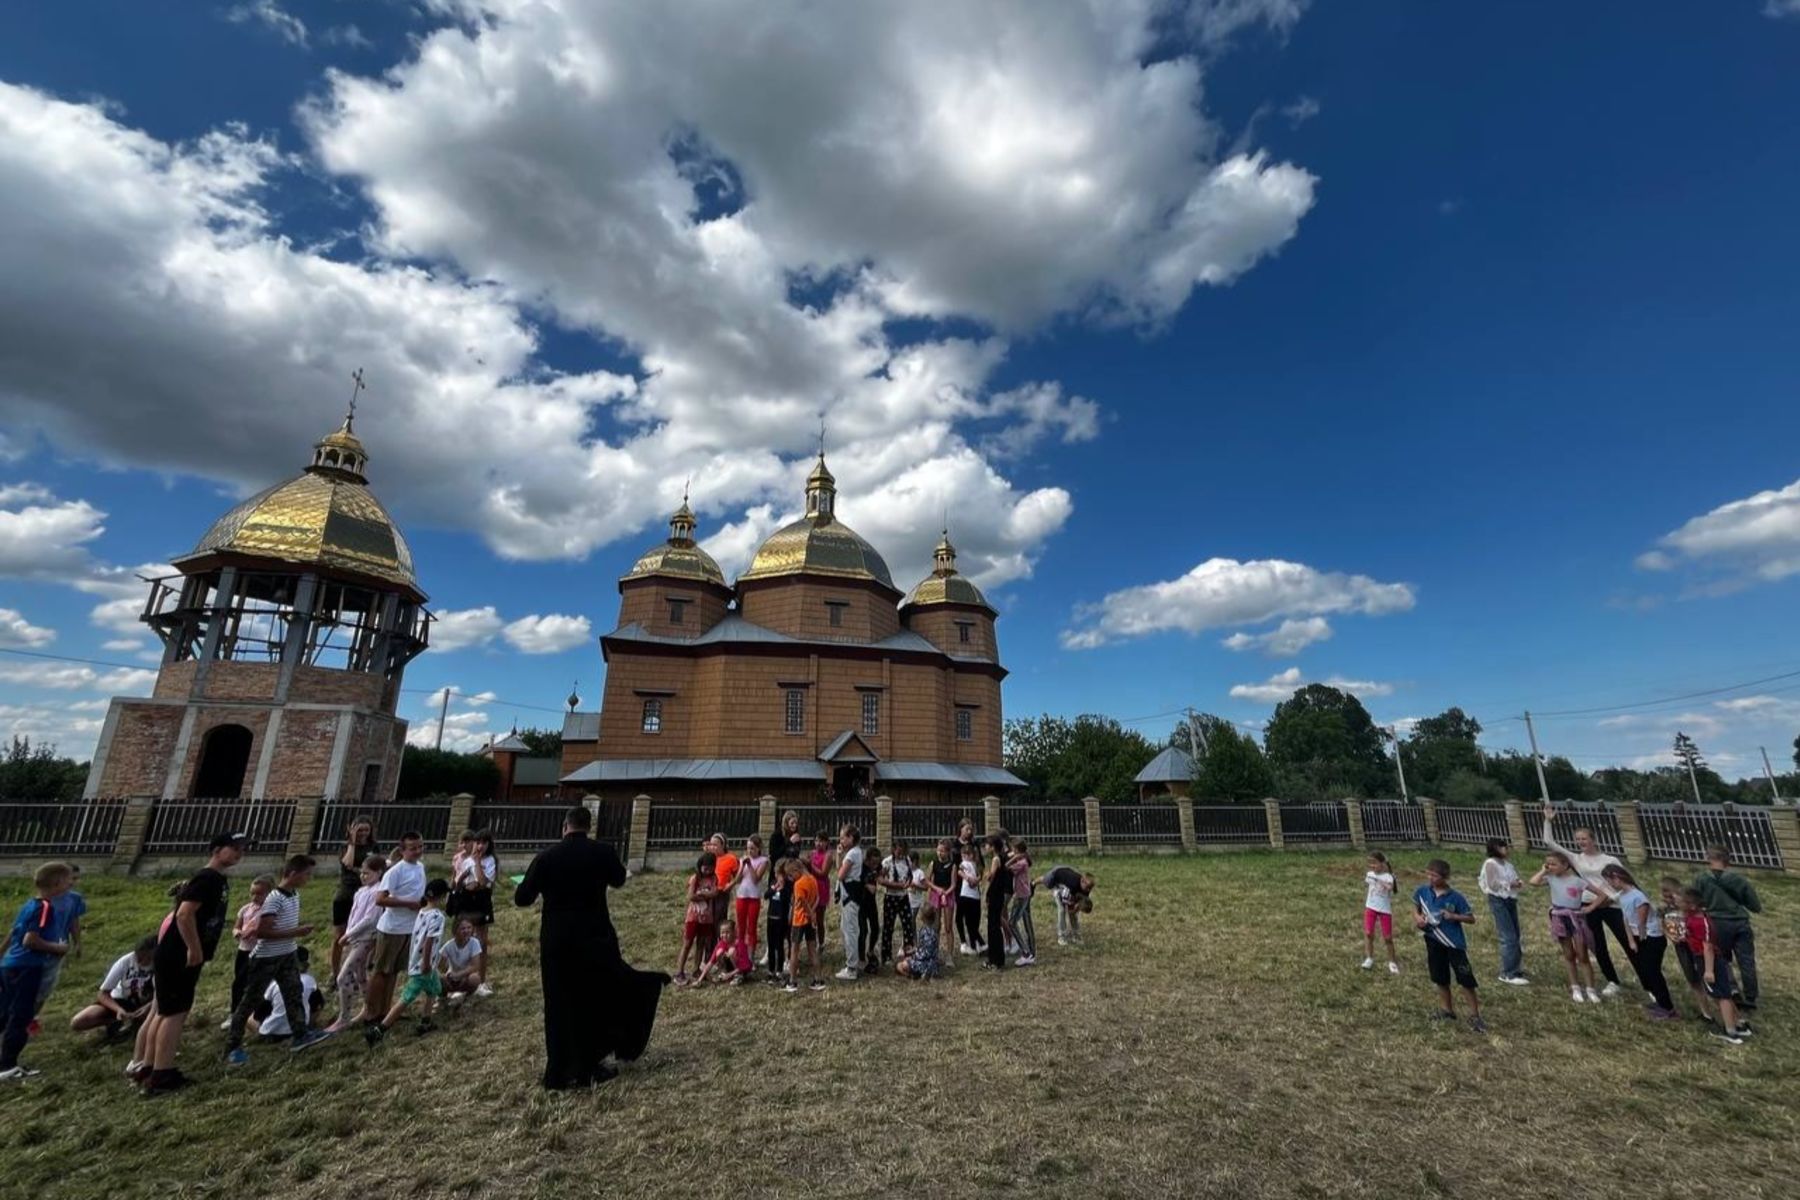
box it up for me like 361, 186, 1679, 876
514, 832, 670, 1089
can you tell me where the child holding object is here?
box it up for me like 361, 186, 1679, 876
675, 851, 719, 986
1412, 859, 1485, 1033
69, 935, 157, 1039
1360, 851, 1400, 975
1532, 851, 1600, 1005
1661, 876, 1716, 1024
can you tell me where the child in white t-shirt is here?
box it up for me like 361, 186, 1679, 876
366, 879, 448, 1043
1361, 851, 1400, 974
438, 917, 486, 1005
250, 948, 323, 1039
69, 935, 157, 1038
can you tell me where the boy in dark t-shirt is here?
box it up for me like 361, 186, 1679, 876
139, 833, 246, 1096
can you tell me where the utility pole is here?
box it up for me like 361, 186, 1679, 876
435, 686, 452, 750
1523, 710, 1552, 806
1389, 727, 1410, 803
1674, 731, 1706, 806
1186, 707, 1209, 758
1682, 738, 1703, 806
1760, 746, 1786, 804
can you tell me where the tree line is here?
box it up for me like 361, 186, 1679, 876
1003, 686, 1800, 806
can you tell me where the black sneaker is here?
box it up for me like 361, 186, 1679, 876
363, 1024, 387, 1047
1732, 1023, 1754, 1038
142, 1069, 190, 1097
1710, 1029, 1745, 1046
416, 1019, 436, 1036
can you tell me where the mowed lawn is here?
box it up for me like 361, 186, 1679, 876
1, 851, 1796, 1199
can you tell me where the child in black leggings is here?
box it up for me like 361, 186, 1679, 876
983, 833, 1012, 970
764, 860, 791, 985
956, 844, 984, 954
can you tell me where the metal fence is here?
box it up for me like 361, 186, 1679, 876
891, 804, 986, 849
469, 802, 633, 855
0, 799, 128, 855
143, 798, 296, 854
1099, 803, 1182, 844
1436, 805, 1511, 846
646, 803, 761, 851
1360, 802, 1429, 844
999, 805, 1089, 846
1279, 801, 1351, 843
1528, 804, 1625, 857
786, 805, 877, 840
1640, 805, 1784, 871
312, 802, 452, 853
1192, 804, 1269, 843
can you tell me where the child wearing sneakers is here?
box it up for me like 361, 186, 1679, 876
1411, 859, 1484, 1033
365, 878, 449, 1043
785, 859, 825, 993
1361, 851, 1399, 974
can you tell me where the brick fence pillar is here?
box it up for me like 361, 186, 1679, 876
983, 795, 1002, 837
1263, 798, 1284, 850
582, 794, 601, 826
1503, 800, 1530, 851
1614, 801, 1647, 865
1343, 799, 1365, 849
627, 795, 652, 872
109, 795, 156, 875
286, 797, 323, 858
1769, 806, 1800, 876
1177, 797, 1195, 852
446, 793, 476, 855
1083, 796, 1102, 853
757, 795, 777, 846
875, 795, 893, 851
1420, 798, 1440, 846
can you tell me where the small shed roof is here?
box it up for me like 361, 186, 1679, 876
1134, 745, 1194, 784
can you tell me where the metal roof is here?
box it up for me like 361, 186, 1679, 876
1134, 745, 1194, 783
487, 733, 530, 753
604, 616, 995, 663
561, 758, 827, 784
510, 756, 564, 787
874, 762, 1026, 788
561, 711, 600, 741
818, 730, 878, 763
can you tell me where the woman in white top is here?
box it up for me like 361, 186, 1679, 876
1540, 805, 1631, 995
1477, 839, 1528, 985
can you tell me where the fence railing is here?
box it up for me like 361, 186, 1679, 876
1528, 804, 1625, 857
786, 805, 878, 840
1280, 801, 1351, 843
313, 802, 452, 853
646, 803, 761, 851
1099, 802, 1182, 844
1193, 805, 1269, 843
1640, 805, 1784, 871
0, 799, 128, 855
999, 805, 1089, 846
144, 798, 296, 854
1436, 805, 1510, 846
1361, 802, 1429, 844
892, 804, 986, 849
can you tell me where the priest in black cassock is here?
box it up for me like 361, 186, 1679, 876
514, 805, 669, 1089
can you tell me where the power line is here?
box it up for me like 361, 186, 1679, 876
1529, 667, 1800, 719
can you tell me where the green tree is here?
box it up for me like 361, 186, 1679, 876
1194, 721, 1274, 802
1003, 714, 1157, 803
1262, 684, 1391, 799
1440, 768, 1508, 807
517, 727, 563, 758
1400, 707, 1483, 799
396, 746, 501, 800
0, 737, 88, 801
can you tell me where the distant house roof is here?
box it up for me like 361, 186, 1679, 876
562, 711, 599, 742
487, 732, 530, 754
603, 616, 998, 665
511, 756, 563, 787
1135, 745, 1193, 784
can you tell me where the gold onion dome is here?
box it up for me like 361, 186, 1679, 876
623, 497, 726, 586
175, 413, 421, 598
903, 530, 992, 610
739, 452, 895, 589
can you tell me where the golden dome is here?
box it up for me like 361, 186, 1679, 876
902, 530, 992, 610
174, 418, 420, 597
740, 515, 895, 588
623, 498, 726, 586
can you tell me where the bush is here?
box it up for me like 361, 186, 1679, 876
1441, 769, 1509, 807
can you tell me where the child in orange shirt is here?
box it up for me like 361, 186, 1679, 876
785, 859, 825, 993
708, 835, 739, 932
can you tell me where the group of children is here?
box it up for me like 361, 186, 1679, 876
0, 825, 503, 1092
673, 822, 1097, 993
1358, 831, 1767, 1045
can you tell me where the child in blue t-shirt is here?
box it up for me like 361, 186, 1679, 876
1, 862, 77, 1079
1412, 859, 1485, 1033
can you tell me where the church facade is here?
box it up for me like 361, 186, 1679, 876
560, 455, 1022, 804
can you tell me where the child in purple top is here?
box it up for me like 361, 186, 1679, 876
1007, 839, 1036, 966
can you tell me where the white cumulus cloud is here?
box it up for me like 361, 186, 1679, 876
1221, 616, 1332, 657
501, 614, 592, 655
429, 607, 507, 653
1227, 666, 1394, 704
0, 608, 55, 649
1063, 558, 1413, 649
1636, 477, 1800, 588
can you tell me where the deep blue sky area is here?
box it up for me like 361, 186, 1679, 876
1, 2, 1796, 774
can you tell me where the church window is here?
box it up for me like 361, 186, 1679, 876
956, 621, 972, 645
785, 689, 806, 734
955, 709, 973, 742
826, 600, 848, 628
641, 699, 662, 734
862, 692, 880, 737
669, 599, 687, 625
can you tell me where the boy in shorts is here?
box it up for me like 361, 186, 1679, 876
366, 878, 449, 1043
365, 831, 426, 1030
141, 832, 246, 1094
1412, 859, 1485, 1033
784, 859, 824, 993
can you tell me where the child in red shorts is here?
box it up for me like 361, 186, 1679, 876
1361, 851, 1399, 974
674, 852, 718, 986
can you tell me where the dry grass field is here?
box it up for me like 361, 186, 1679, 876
0, 850, 1795, 1199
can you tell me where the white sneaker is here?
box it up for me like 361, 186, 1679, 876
0, 1066, 40, 1082
1056, 936, 1069, 946
447, 993, 465, 1007
834, 967, 859, 981
474, 982, 494, 998
959, 943, 975, 955
1387, 961, 1401, 976
123, 1059, 142, 1076
1570, 987, 1586, 1004
1601, 982, 1622, 998
1586, 987, 1603, 1004
1015, 955, 1035, 967
1360, 957, 1374, 970
219, 1018, 231, 1031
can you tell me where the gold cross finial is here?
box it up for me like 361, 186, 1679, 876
346, 367, 367, 430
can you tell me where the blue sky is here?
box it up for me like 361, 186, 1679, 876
1, 1, 1797, 778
